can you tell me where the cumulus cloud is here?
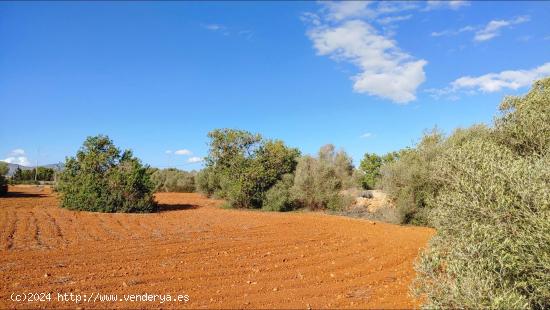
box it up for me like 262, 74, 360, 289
307, 19, 427, 103
360, 132, 373, 138
2, 149, 31, 166
451, 63, 550, 92
474, 16, 530, 42
427, 62, 550, 99
174, 149, 192, 156
187, 157, 203, 163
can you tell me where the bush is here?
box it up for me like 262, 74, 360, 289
291, 145, 355, 211
152, 168, 196, 192
202, 129, 300, 208
262, 173, 295, 212
358, 151, 401, 190
0, 162, 8, 195
413, 78, 550, 309
196, 166, 220, 197
56, 135, 156, 213
378, 129, 445, 225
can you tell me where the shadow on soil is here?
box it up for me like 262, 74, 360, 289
3, 191, 48, 198
157, 204, 200, 212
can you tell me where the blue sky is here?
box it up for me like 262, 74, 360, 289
1, 1, 549, 169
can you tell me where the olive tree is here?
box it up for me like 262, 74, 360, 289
57, 135, 156, 213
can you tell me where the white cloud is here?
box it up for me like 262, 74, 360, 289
187, 157, 203, 163
202, 23, 230, 36
377, 15, 412, 25
174, 149, 192, 156
2, 149, 31, 166
10, 149, 26, 156
431, 25, 475, 37
324, 1, 375, 21
474, 16, 530, 42
360, 132, 373, 138
425, 0, 470, 11
307, 19, 427, 103
165, 150, 172, 154
2, 157, 31, 166
322, 1, 419, 22
451, 63, 550, 93
428, 62, 550, 99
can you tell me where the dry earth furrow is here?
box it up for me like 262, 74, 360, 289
0, 186, 433, 309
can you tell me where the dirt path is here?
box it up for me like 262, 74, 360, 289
0, 186, 434, 309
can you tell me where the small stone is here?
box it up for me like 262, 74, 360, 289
122, 281, 128, 287
44, 273, 50, 278
272, 287, 278, 291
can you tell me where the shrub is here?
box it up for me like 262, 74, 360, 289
203, 129, 300, 208
358, 151, 401, 190
56, 135, 156, 213
0, 162, 8, 195
413, 78, 550, 309
152, 168, 196, 192
262, 173, 295, 212
291, 145, 355, 211
378, 129, 445, 225
196, 166, 221, 197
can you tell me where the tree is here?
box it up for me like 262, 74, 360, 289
291, 145, 355, 211
201, 129, 300, 209
56, 135, 156, 213
151, 168, 196, 192
359, 153, 383, 189
0, 162, 8, 195
13, 166, 23, 182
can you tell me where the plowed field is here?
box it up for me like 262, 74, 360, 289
0, 186, 433, 309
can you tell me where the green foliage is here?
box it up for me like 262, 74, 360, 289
56, 135, 156, 213
359, 153, 382, 189
11, 166, 55, 183
151, 168, 196, 192
262, 173, 295, 212
291, 145, 355, 211
0, 162, 8, 176
0, 162, 7, 195
414, 78, 550, 309
196, 166, 221, 197
358, 150, 402, 190
202, 129, 300, 209
378, 129, 445, 225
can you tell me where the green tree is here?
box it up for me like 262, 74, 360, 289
359, 153, 382, 189
151, 168, 196, 192
0, 162, 8, 195
56, 135, 156, 213
12, 166, 23, 182
201, 129, 300, 209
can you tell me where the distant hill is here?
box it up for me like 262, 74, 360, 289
3, 163, 64, 177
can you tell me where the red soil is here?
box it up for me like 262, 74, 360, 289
0, 186, 434, 309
